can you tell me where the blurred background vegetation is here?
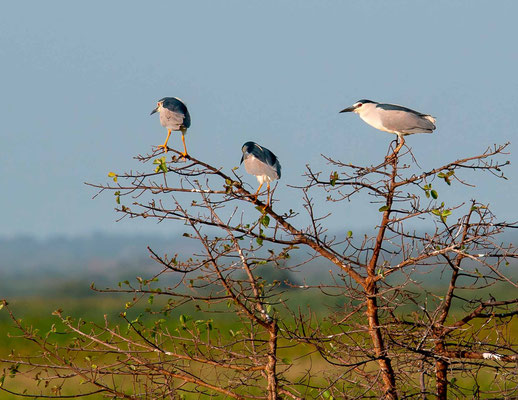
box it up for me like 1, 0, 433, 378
1, 231, 517, 398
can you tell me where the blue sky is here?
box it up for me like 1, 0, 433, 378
1, 1, 517, 238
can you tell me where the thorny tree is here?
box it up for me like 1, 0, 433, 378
1, 140, 518, 399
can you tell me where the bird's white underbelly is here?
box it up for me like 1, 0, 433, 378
160, 112, 185, 131
244, 156, 278, 183
255, 174, 274, 184
359, 113, 395, 134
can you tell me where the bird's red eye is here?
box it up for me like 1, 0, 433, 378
357, 103, 362, 107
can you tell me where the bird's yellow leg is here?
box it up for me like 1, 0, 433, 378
394, 136, 405, 154
254, 183, 264, 200
265, 182, 271, 208
181, 132, 188, 157
158, 130, 172, 153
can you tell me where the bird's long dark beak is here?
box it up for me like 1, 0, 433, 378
240, 155, 244, 165
339, 106, 355, 113
150, 107, 158, 115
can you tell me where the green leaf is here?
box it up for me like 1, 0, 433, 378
431, 190, 438, 199
147, 295, 154, 305
423, 183, 431, 198
347, 230, 353, 238
379, 205, 389, 212
261, 215, 270, 228
256, 237, 263, 246
431, 209, 441, 216
330, 171, 339, 187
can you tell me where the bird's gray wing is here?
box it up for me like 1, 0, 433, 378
377, 104, 436, 134
274, 159, 281, 179
162, 98, 191, 129
182, 109, 191, 128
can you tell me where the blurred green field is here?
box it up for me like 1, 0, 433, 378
0, 293, 331, 399
1, 287, 517, 399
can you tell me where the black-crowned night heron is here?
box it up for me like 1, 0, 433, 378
150, 97, 191, 156
339, 99, 436, 152
240, 141, 281, 207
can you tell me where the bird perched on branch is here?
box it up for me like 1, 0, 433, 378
240, 142, 281, 207
339, 99, 436, 153
150, 97, 191, 156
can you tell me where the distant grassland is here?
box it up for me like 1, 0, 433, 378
1, 286, 516, 398
0, 293, 329, 399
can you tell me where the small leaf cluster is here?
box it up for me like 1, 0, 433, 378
329, 171, 339, 186
423, 184, 438, 199
431, 202, 452, 223
153, 157, 168, 173
108, 172, 118, 182
437, 170, 454, 185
